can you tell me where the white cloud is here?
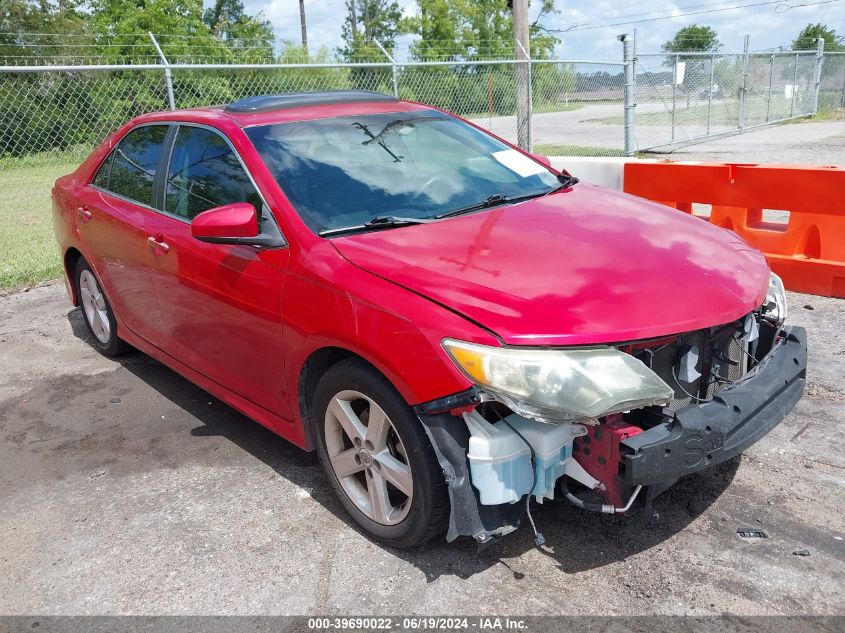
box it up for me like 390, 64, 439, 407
235, 0, 845, 59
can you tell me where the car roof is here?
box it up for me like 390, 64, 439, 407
130, 91, 433, 129
225, 90, 399, 113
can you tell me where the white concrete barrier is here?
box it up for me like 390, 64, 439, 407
548, 156, 629, 190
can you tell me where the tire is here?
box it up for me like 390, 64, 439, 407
74, 257, 130, 357
313, 358, 449, 548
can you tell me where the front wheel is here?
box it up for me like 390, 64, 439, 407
74, 257, 129, 357
313, 358, 449, 548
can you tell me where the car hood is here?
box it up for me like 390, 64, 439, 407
331, 184, 769, 346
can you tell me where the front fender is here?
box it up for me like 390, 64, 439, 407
281, 254, 500, 441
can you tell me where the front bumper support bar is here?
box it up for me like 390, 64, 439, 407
621, 326, 807, 486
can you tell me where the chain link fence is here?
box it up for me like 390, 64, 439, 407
1, 32, 843, 287
0, 54, 625, 286
633, 49, 823, 150
0, 59, 627, 161
820, 52, 845, 112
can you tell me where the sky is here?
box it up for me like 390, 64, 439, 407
239, 0, 845, 61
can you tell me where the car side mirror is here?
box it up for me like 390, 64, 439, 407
191, 203, 284, 247
530, 153, 552, 168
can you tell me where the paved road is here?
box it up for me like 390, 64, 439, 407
0, 282, 843, 615
470, 101, 666, 150
472, 103, 845, 165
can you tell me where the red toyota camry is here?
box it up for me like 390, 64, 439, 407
52, 91, 806, 547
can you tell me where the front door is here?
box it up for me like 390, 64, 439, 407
145, 124, 291, 418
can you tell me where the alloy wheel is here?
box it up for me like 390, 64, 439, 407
324, 389, 414, 525
79, 269, 110, 345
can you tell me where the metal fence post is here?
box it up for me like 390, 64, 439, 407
840, 71, 845, 108
671, 53, 678, 141
766, 54, 774, 122
373, 38, 398, 98
791, 53, 799, 117
812, 37, 825, 114
619, 33, 636, 156
707, 53, 715, 135
738, 34, 749, 131
516, 39, 533, 152
148, 32, 175, 110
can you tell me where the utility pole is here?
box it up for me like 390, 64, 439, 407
512, 0, 530, 150
346, 0, 358, 35
299, 0, 308, 52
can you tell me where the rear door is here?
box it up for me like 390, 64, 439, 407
144, 124, 291, 418
78, 123, 171, 342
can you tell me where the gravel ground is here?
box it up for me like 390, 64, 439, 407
0, 281, 842, 617
658, 120, 845, 165
2, 125, 844, 619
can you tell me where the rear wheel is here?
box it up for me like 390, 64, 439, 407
313, 358, 449, 548
74, 258, 129, 357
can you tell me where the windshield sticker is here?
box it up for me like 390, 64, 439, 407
491, 150, 547, 177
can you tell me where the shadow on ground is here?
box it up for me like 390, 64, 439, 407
67, 308, 740, 583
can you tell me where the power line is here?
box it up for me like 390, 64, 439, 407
548, 0, 843, 32
561, 0, 778, 23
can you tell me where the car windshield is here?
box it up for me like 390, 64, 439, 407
245, 111, 561, 235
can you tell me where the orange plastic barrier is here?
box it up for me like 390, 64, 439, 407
623, 162, 845, 298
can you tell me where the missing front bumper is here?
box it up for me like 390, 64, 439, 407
620, 326, 807, 486
418, 326, 807, 543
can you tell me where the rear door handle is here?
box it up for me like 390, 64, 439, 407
77, 206, 92, 222
147, 236, 170, 254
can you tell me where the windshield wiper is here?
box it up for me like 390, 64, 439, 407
543, 174, 580, 196
366, 215, 437, 227
436, 175, 580, 220
435, 193, 509, 219
556, 174, 580, 189
318, 215, 436, 237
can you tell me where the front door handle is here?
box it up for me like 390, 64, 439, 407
147, 235, 170, 254
77, 206, 92, 222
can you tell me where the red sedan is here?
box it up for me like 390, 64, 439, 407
52, 91, 806, 547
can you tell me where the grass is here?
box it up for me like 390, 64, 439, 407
465, 101, 582, 120
532, 144, 627, 157
0, 139, 626, 292
801, 107, 845, 122
0, 158, 78, 290
594, 98, 811, 127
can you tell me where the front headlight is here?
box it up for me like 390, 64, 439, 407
442, 339, 674, 421
764, 271, 788, 326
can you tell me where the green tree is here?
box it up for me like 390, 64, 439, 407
399, 0, 563, 115
88, 0, 223, 62
203, 0, 274, 61
270, 43, 350, 92
338, 0, 400, 93
404, 0, 462, 61
339, 0, 402, 62
662, 25, 721, 107
661, 24, 721, 54
404, 0, 558, 62
0, 0, 87, 60
792, 23, 844, 51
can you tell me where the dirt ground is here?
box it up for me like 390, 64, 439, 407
0, 280, 842, 617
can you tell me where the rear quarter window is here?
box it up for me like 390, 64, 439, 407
93, 124, 169, 207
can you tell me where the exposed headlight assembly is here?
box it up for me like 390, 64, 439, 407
442, 339, 674, 421
764, 271, 788, 327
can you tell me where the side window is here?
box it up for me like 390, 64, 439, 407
104, 125, 169, 207
165, 126, 262, 220
92, 151, 113, 189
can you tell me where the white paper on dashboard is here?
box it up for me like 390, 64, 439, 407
491, 149, 547, 177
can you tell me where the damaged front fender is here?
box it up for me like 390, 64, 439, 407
417, 411, 524, 543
